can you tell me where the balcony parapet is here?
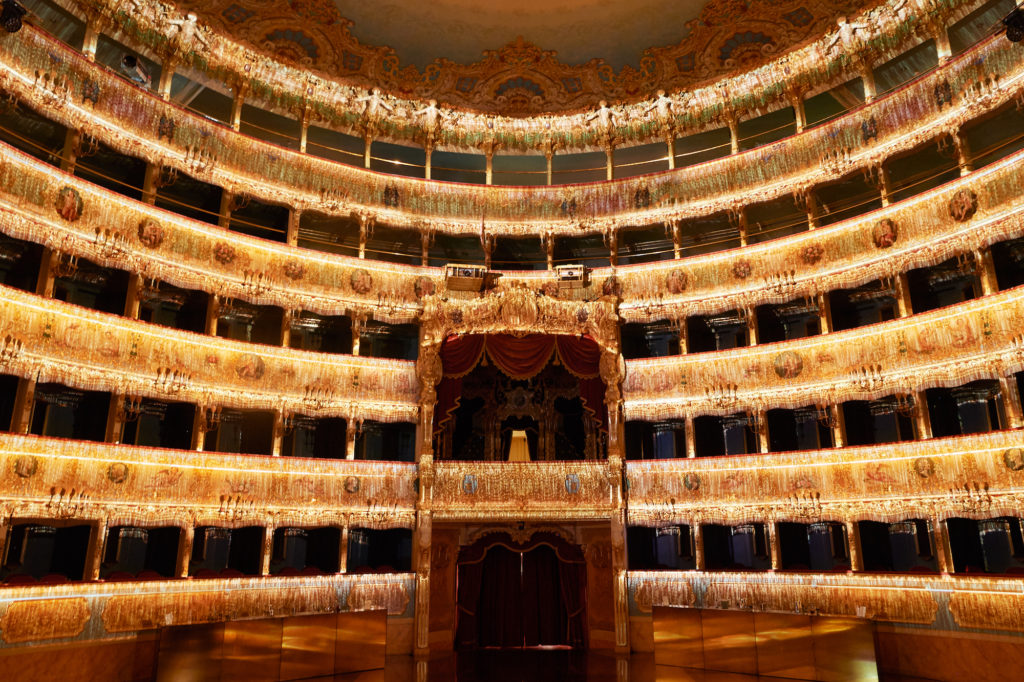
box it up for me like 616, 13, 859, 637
0, 571, 413, 646
627, 570, 1024, 634
431, 461, 618, 522
624, 286, 1024, 419
77, 0, 976, 152
626, 430, 1024, 526
3, 138, 1024, 324
0, 432, 418, 528
0, 285, 420, 422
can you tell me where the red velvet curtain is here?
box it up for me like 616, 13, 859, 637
458, 545, 585, 649
455, 533, 587, 649
522, 546, 564, 647
558, 560, 587, 648
476, 546, 523, 648
433, 334, 606, 435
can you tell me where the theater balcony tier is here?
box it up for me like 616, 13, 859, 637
45, 0, 983, 153
0, 433, 417, 527
627, 571, 1024, 637
1, 428, 1022, 544
2, 133, 1024, 325
1, 17, 1021, 235
0, 573, 413, 647
0, 285, 420, 423
622, 284, 1024, 421
624, 429, 1024, 526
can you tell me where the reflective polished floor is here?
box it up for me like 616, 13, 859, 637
310, 651, 852, 682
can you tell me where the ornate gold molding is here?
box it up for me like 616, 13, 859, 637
624, 286, 1024, 420
0, 21, 1017, 235
431, 461, 616, 522
0, 285, 419, 422
0, 433, 418, 528
74, 0, 976, 151
626, 430, 1024, 526
170, 0, 870, 117
0, 573, 413, 645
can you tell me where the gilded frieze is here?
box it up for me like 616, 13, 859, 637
431, 462, 615, 521
949, 592, 1024, 632
0, 598, 91, 643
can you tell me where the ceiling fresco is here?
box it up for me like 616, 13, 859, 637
175, 0, 874, 114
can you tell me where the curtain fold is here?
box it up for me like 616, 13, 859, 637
456, 533, 587, 649
522, 545, 564, 647
454, 557, 485, 648
558, 559, 587, 648
476, 546, 524, 647
433, 334, 606, 435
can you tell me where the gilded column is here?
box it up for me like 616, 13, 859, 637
229, 81, 247, 132
933, 519, 954, 574
727, 115, 740, 154
755, 410, 769, 453
175, 524, 195, 578
259, 525, 274, 575
845, 520, 863, 571
684, 416, 696, 458
80, 12, 103, 61
413, 327, 442, 656
817, 292, 833, 334
610, 503, 630, 652
338, 525, 349, 573
156, 58, 177, 100
913, 391, 933, 440
894, 273, 913, 318
271, 409, 286, 457
286, 209, 301, 247
830, 403, 846, 448
666, 219, 682, 259
768, 522, 781, 570
693, 522, 705, 570
998, 375, 1024, 429
975, 248, 999, 296
84, 520, 108, 581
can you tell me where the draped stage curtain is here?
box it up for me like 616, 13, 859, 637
455, 533, 587, 649
433, 334, 606, 438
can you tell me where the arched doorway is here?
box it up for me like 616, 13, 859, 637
455, 532, 587, 649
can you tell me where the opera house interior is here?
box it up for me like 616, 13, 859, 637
1, 0, 1024, 679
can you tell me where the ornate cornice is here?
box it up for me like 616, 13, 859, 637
69, 0, 978, 152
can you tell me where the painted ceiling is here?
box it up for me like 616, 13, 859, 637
330, 0, 710, 70
177, 0, 874, 114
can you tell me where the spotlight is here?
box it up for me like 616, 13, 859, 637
1005, 5, 1024, 43
120, 54, 152, 89
0, 0, 26, 34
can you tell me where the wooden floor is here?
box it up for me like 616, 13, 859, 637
314, 650, 873, 682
